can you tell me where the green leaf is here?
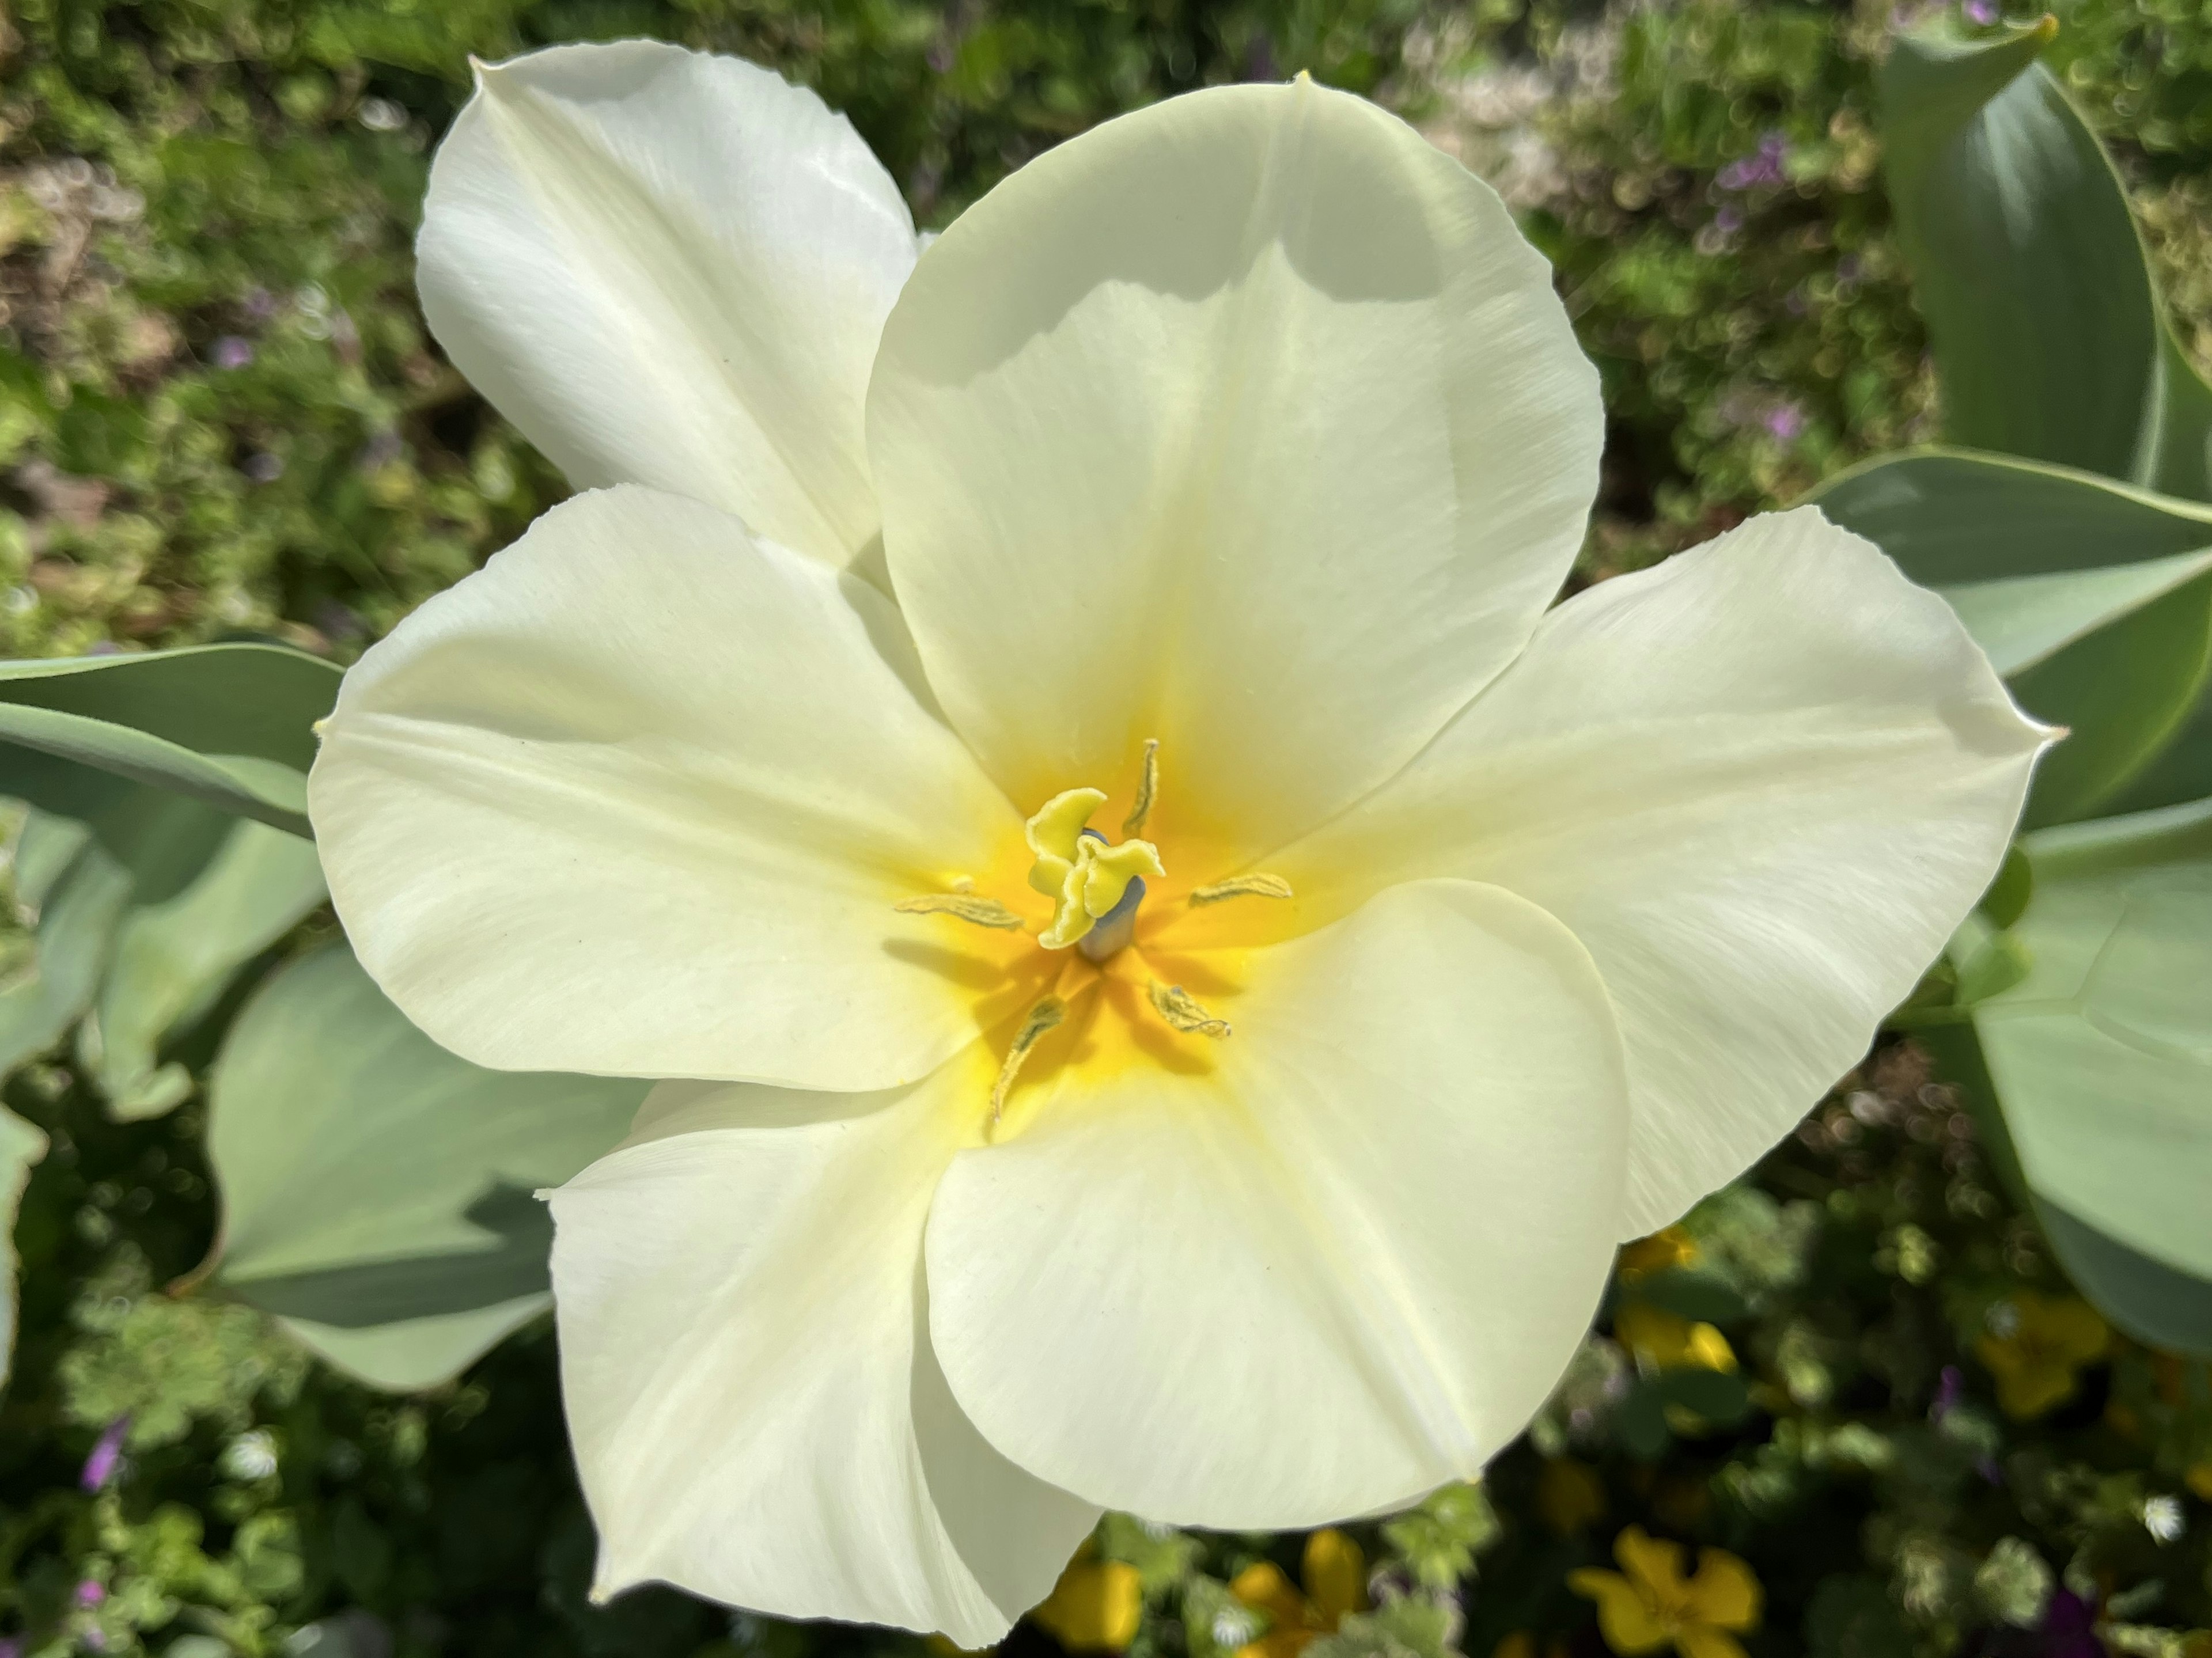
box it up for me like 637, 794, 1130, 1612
1966, 795, 2212, 1350
1979, 845, 2033, 930
2035, 1197, 2212, 1360
82, 815, 328, 1119
0, 812, 137, 1076
1878, 19, 2212, 499
1, 1103, 46, 1393
204, 942, 646, 1390
1, 777, 327, 1117
1813, 449, 2212, 825
1653, 1364, 1754, 1425
0, 644, 341, 838
1620, 1266, 1749, 1325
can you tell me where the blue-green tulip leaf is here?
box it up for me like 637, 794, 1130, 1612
0, 644, 340, 839
0, 812, 135, 1076
1815, 449, 2212, 824
1, 774, 327, 1117
1967, 797, 2212, 1319
2034, 1198, 2212, 1359
82, 819, 328, 1120
204, 943, 646, 1391
1879, 20, 2212, 499
1, 1103, 46, 1392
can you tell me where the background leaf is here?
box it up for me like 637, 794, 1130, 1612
204, 943, 647, 1391
1965, 795, 2212, 1353
1, 1103, 46, 1391
1, 779, 328, 1117
1816, 449, 2212, 824
0, 645, 340, 838
1878, 19, 2212, 500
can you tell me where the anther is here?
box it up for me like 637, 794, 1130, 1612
1122, 738, 1160, 836
990, 996, 1067, 1124
1149, 981, 1230, 1039
1188, 873, 1295, 906
893, 894, 1025, 929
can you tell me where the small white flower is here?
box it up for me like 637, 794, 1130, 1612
310, 39, 2048, 1647
219, 1429, 279, 1482
2144, 1494, 2186, 1543
1213, 1608, 1262, 1649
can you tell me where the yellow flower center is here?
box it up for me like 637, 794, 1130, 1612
1022, 787, 1166, 955
889, 739, 1299, 1135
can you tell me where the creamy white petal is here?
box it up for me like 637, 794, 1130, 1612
1269, 508, 2050, 1237
309, 485, 1021, 1089
867, 78, 1601, 862
550, 1066, 1099, 1641
420, 41, 915, 568
926, 879, 1627, 1527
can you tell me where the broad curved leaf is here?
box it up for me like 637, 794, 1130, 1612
1964, 796, 2212, 1352
2036, 1198, 2212, 1359
1, 775, 328, 1117
1880, 19, 2212, 500
1816, 449, 2212, 825
0, 644, 340, 838
1, 1103, 46, 1391
205, 943, 645, 1391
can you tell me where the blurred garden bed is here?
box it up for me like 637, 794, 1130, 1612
4, 1, 2212, 1655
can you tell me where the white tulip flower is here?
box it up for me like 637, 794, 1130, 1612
309, 40, 2048, 1644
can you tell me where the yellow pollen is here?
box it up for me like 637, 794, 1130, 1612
1122, 738, 1160, 836
892, 894, 1025, 929
1149, 980, 1231, 1039
989, 996, 1067, 1125
1189, 873, 1295, 906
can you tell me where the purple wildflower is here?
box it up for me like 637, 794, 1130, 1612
1763, 401, 1807, 442
80, 1416, 127, 1492
1715, 204, 1744, 235
211, 335, 255, 370
243, 284, 278, 323
1718, 130, 1790, 191
74, 1581, 105, 1609
1964, 0, 1999, 24
1, 1636, 23, 1658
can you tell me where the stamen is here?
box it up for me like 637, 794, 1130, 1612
1122, 738, 1160, 836
893, 894, 1026, 930
1149, 980, 1231, 1039
1188, 873, 1295, 906
990, 996, 1067, 1123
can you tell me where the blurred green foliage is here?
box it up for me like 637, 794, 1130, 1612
7, 0, 2212, 1656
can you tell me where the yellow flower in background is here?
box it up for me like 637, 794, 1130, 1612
1975, 1293, 2111, 1420
1032, 1547, 1143, 1653
2187, 1463, 2212, 1503
1569, 1527, 1761, 1658
1615, 1303, 1737, 1375
309, 28, 2047, 1645
1230, 1530, 1369, 1658
1617, 1227, 1699, 1283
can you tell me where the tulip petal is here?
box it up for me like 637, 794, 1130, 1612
1270, 508, 2048, 1236
549, 1066, 1099, 1641
419, 41, 915, 568
868, 78, 1600, 863
925, 879, 1627, 1526
310, 485, 1024, 1089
